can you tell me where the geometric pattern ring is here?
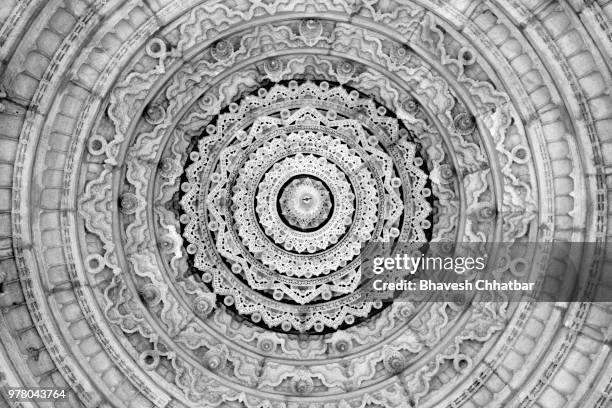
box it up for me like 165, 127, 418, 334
258, 154, 352, 252
180, 82, 431, 332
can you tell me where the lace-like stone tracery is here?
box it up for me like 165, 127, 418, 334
180, 81, 432, 332
257, 154, 352, 252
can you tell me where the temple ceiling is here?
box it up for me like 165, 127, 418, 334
0, 1, 611, 407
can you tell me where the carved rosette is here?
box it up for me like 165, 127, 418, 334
278, 176, 334, 231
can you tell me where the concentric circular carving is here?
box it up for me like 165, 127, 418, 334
1, 2, 611, 408
258, 156, 351, 250
178, 81, 430, 331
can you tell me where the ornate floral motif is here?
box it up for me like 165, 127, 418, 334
253, 154, 354, 253
179, 82, 431, 331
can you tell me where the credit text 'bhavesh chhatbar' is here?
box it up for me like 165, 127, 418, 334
372, 279, 535, 292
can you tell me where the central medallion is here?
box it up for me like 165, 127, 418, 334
279, 176, 333, 231
254, 153, 355, 254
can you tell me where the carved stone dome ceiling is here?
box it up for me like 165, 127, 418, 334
0, 1, 611, 408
